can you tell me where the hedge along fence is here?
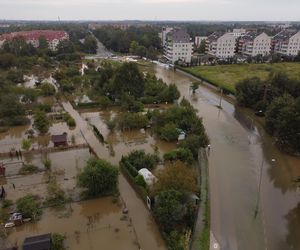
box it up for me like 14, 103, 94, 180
92, 125, 105, 143
176, 66, 236, 95
119, 162, 148, 204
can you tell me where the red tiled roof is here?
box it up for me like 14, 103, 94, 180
0, 30, 68, 42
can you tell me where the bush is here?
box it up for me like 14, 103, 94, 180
64, 113, 76, 128
1, 199, 13, 209
117, 112, 148, 130
16, 195, 42, 220
19, 164, 39, 175
164, 148, 194, 165
134, 174, 147, 188
51, 233, 66, 250
44, 181, 68, 207
120, 150, 159, 172
22, 138, 32, 151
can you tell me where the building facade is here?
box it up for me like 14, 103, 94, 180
194, 36, 207, 48
231, 28, 247, 37
238, 32, 271, 56
206, 32, 236, 58
164, 28, 193, 64
272, 30, 300, 56
0, 30, 69, 51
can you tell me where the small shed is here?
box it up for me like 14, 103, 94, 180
51, 133, 67, 147
23, 233, 52, 250
138, 168, 157, 186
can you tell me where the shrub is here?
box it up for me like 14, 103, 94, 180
16, 195, 42, 220
51, 233, 66, 250
134, 174, 147, 188
19, 164, 39, 175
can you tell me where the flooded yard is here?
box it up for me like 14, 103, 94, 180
4, 198, 139, 250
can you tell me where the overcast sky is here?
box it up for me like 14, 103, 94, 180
0, 0, 299, 21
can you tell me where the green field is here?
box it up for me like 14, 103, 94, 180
183, 63, 300, 94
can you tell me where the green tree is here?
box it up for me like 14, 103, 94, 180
77, 158, 118, 197
152, 161, 198, 195
179, 134, 209, 159
112, 62, 145, 98
265, 95, 300, 153
83, 35, 97, 54
38, 36, 49, 50
157, 123, 179, 142
33, 111, 50, 134
236, 77, 265, 108
154, 189, 184, 232
40, 83, 56, 96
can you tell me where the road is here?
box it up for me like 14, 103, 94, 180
153, 65, 300, 250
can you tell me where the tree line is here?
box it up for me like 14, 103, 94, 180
236, 72, 300, 153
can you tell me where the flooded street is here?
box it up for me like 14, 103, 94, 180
152, 65, 300, 250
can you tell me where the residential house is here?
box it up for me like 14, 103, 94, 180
238, 32, 271, 56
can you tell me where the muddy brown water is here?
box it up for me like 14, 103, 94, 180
4, 198, 139, 250
1, 63, 300, 250
152, 65, 300, 250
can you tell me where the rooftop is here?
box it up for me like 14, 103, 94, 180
166, 28, 191, 43
23, 233, 51, 250
0, 30, 68, 42
51, 133, 67, 144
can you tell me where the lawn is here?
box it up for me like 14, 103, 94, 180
183, 63, 300, 94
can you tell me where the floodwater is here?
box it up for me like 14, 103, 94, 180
152, 65, 300, 250
62, 102, 168, 250
4, 198, 139, 250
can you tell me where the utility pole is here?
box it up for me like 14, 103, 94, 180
218, 88, 223, 109
254, 157, 264, 218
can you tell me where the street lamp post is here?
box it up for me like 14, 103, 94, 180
254, 157, 264, 218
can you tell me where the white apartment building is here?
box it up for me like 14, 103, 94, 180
239, 32, 271, 56
159, 27, 174, 47
272, 30, 300, 56
194, 36, 207, 47
231, 28, 246, 37
206, 32, 236, 58
164, 28, 193, 64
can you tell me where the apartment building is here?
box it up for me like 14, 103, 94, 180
0, 30, 69, 51
159, 27, 174, 47
206, 32, 236, 58
194, 36, 207, 47
163, 28, 193, 64
238, 32, 271, 56
231, 28, 246, 37
272, 30, 300, 56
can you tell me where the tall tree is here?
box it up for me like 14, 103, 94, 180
77, 158, 118, 197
